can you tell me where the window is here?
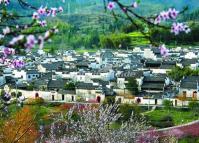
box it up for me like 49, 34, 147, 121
72, 96, 74, 101
183, 91, 187, 98
193, 91, 197, 99
117, 98, 122, 104
62, 94, 65, 101
35, 93, 39, 98
28, 75, 31, 79
52, 95, 55, 101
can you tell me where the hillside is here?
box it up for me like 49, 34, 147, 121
8, 0, 199, 51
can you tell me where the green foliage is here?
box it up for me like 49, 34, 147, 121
103, 96, 115, 105
64, 82, 76, 90
168, 66, 199, 81
27, 83, 34, 91
118, 104, 141, 121
179, 136, 199, 143
163, 99, 173, 111
188, 101, 199, 115
100, 33, 131, 49
149, 115, 174, 128
26, 97, 45, 105
125, 77, 139, 95
145, 108, 199, 127
151, 22, 199, 45
17, 92, 22, 98
11, 92, 16, 97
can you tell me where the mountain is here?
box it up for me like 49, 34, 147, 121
9, 0, 199, 50
11, 0, 199, 15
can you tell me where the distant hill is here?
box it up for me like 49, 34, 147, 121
9, 0, 199, 50
11, 0, 199, 15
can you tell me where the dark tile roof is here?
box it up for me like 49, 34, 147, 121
143, 76, 166, 83
183, 76, 199, 82
41, 61, 64, 71
76, 82, 99, 90
141, 83, 165, 90
92, 79, 109, 86
41, 72, 54, 80
180, 76, 199, 89
118, 71, 143, 78
180, 82, 197, 89
181, 59, 198, 66
160, 64, 175, 69
47, 79, 66, 89
145, 60, 161, 68
26, 70, 40, 74
58, 90, 76, 95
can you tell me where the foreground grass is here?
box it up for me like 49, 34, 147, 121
145, 108, 199, 126
179, 136, 199, 143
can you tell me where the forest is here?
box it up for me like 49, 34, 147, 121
6, 0, 199, 52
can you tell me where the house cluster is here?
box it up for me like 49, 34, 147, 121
1, 46, 199, 106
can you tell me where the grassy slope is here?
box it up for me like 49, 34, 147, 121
145, 109, 199, 125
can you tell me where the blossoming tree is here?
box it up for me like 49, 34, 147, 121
0, 0, 63, 115
41, 104, 151, 142
40, 104, 177, 143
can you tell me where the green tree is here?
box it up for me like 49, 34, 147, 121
64, 82, 76, 90
163, 99, 173, 112
103, 96, 115, 105
118, 104, 141, 121
168, 66, 199, 81
188, 101, 199, 115
125, 78, 139, 95
100, 33, 131, 49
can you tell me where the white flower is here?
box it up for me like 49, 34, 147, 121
3, 27, 10, 35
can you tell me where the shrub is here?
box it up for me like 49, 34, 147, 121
118, 104, 141, 122
26, 97, 44, 105
160, 115, 173, 122
103, 96, 115, 105
11, 92, 16, 97
150, 115, 174, 128
17, 92, 22, 98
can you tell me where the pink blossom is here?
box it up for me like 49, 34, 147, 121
160, 11, 170, 21
3, 47, 15, 57
44, 31, 51, 38
9, 35, 24, 45
32, 12, 40, 20
132, 2, 138, 8
0, 34, 4, 39
25, 35, 37, 49
38, 36, 44, 49
58, 6, 64, 12
0, 0, 10, 5
2, 27, 10, 35
107, 2, 116, 11
154, 16, 161, 24
154, 8, 179, 24
159, 44, 169, 57
38, 20, 47, 27
122, 7, 127, 13
168, 8, 179, 19
37, 6, 47, 15
11, 59, 25, 68
50, 8, 57, 17
171, 22, 191, 35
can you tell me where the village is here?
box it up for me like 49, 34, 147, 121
0, 46, 199, 107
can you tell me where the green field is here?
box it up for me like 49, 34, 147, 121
145, 108, 199, 126
128, 32, 150, 46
